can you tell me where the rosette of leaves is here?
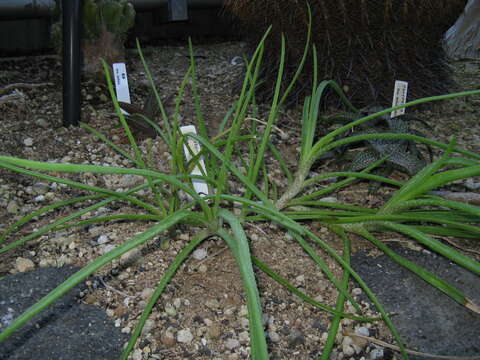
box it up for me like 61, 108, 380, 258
317, 106, 433, 189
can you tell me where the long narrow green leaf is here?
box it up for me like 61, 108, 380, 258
0, 180, 165, 254
213, 26, 271, 212
0, 156, 211, 217
247, 35, 286, 197
218, 210, 268, 360
289, 231, 362, 313
186, 133, 276, 209
407, 225, 480, 239
102, 60, 146, 167
384, 222, 480, 277
267, 141, 293, 184
0, 210, 191, 343
358, 228, 479, 313
397, 199, 480, 217
320, 227, 352, 360
120, 228, 212, 359
303, 228, 408, 357
252, 256, 380, 322
0, 160, 160, 215
0, 194, 102, 244
216, 194, 304, 234
309, 89, 480, 162
80, 122, 137, 163
136, 39, 172, 143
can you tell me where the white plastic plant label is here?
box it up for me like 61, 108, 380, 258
112, 63, 131, 114
180, 125, 209, 197
391, 80, 408, 118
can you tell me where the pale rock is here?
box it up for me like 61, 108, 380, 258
342, 336, 355, 356
36, 118, 49, 128
117, 174, 143, 188
319, 196, 338, 203
225, 338, 240, 350
173, 298, 182, 308
268, 331, 281, 343
240, 318, 249, 328
44, 192, 55, 200
165, 305, 177, 316
15, 257, 34, 272
205, 299, 220, 309
6, 200, 20, 214
101, 244, 116, 254
193, 248, 208, 260
178, 233, 190, 241
238, 331, 249, 343
369, 348, 384, 360
23, 138, 33, 146
207, 323, 221, 339
239, 305, 248, 317
355, 327, 368, 338
120, 248, 142, 265
131, 349, 142, 360
97, 234, 109, 244
352, 288, 362, 296
352, 326, 369, 350
141, 319, 155, 335
177, 329, 194, 343
88, 226, 103, 237
141, 288, 154, 300
320, 332, 329, 343
295, 274, 305, 284
32, 183, 49, 195
39, 259, 50, 267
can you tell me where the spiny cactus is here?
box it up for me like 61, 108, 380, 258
224, 0, 466, 106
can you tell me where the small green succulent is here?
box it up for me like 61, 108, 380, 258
317, 106, 433, 188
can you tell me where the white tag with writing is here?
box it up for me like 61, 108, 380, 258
391, 80, 408, 118
180, 125, 209, 197
113, 63, 131, 114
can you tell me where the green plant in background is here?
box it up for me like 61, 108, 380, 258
1, 9, 480, 360
82, 0, 135, 40
51, 0, 136, 78
315, 105, 434, 192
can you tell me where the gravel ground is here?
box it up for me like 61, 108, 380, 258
0, 40, 479, 359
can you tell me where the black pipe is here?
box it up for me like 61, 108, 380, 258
62, 0, 81, 127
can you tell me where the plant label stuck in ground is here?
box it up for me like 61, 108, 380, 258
391, 80, 408, 118
113, 63, 131, 114
180, 125, 209, 197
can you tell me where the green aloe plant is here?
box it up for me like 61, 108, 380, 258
315, 105, 435, 193
1, 10, 480, 359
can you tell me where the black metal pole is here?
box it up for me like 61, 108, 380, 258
62, 0, 82, 127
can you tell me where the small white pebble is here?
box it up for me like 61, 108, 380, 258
97, 234, 109, 244
177, 329, 194, 343
225, 338, 240, 350
193, 248, 208, 261
131, 349, 142, 360
352, 288, 362, 296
